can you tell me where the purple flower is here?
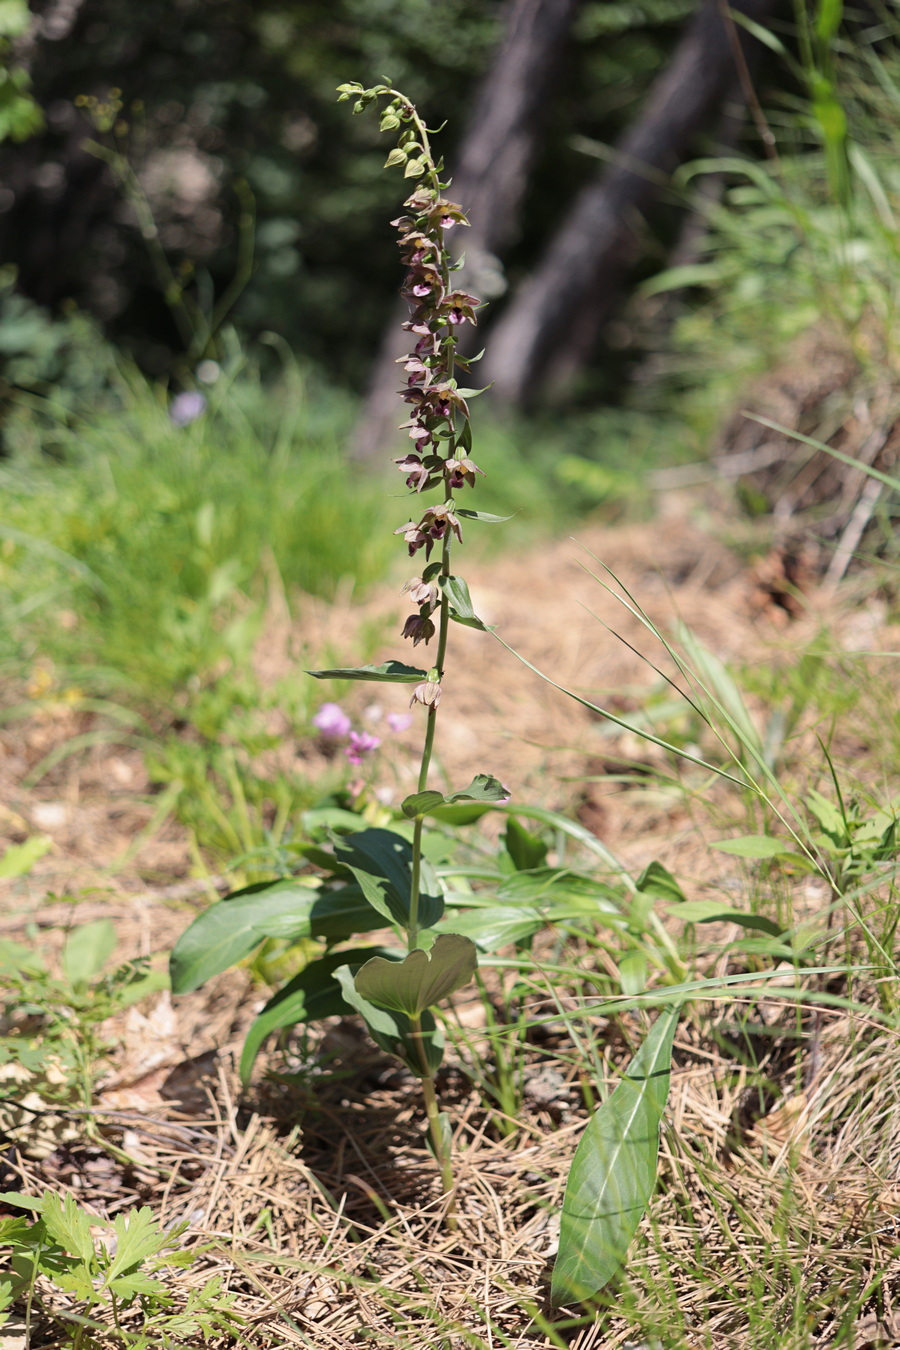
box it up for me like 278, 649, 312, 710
169, 391, 207, 427
387, 712, 413, 733
345, 731, 381, 765
312, 702, 351, 738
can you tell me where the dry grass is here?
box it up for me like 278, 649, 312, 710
4, 504, 900, 1348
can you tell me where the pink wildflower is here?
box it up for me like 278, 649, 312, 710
345, 731, 381, 765
312, 703, 351, 738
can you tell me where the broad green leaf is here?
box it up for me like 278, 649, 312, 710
402, 775, 506, 826
354, 933, 478, 1016
301, 806, 373, 834
41, 1192, 95, 1265
109, 1271, 170, 1300
667, 899, 783, 936
448, 774, 510, 804
307, 661, 428, 683
170, 881, 383, 993
106, 1208, 169, 1284
401, 790, 446, 819
0, 940, 46, 977
806, 788, 847, 847
63, 919, 117, 989
504, 816, 548, 871
636, 860, 686, 905
334, 964, 444, 1075
712, 835, 792, 859
0, 835, 52, 878
442, 905, 543, 952
551, 1006, 679, 1307
439, 574, 476, 617
333, 828, 443, 930
430, 802, 491, 825
438, 575, 495, 631
239, 946, 398, 1083
495, 869, 621, 921
0, 1193, 43, 1213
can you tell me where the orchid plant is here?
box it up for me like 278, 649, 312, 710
170, 84, 510, 1222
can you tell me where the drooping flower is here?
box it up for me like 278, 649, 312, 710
312, 702, 352, 738
402, 575, 440, 610
410, 680, 441, 709
345, 730, 381, 765
401, 613, 435, 646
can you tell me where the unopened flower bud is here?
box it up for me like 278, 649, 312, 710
410, 680, 441, 709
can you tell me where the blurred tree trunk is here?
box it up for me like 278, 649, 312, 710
482, 0, 776, 408
351, 0, 581, 460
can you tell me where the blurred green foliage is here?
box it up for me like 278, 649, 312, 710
0, 0, 696, 382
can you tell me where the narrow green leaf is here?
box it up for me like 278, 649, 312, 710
455, 509, 515, 523
354, 933, 478, 1016
667, 899, 784, 936
727, 9, 787, 52
239, 946, 398, 1083
551, 1007, 679, 1307
307, 661, 428, 683
449, 610, 495, 632
333, 827, 443, 930
454, 385, 492, 398
712, 835, 793, 859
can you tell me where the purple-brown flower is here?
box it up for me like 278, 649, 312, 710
401, 613, 435, 646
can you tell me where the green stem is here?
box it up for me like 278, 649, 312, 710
412, 1013, 458, 1231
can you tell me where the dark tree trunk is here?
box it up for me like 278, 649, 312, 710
482, 0, 776, 408
351, 0, 582, 460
